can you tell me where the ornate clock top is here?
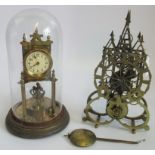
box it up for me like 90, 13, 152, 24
21, 28, 53, 51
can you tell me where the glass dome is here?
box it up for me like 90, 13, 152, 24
6, 8, 69, 138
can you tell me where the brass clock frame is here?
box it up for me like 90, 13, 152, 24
21, 29, 53, 82
83, 11, 152, 134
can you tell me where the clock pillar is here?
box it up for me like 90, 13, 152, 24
20, 72, 27, 119
51, 70, 57, 114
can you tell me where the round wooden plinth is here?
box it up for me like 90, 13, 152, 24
6, 105, 69, 138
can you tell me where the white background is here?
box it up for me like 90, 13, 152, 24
0, 5, 155, 150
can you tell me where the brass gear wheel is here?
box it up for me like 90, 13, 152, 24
94, 58, 151, 102
106, 95, 128, 119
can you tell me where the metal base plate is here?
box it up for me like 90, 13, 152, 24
6, 104, 70, 139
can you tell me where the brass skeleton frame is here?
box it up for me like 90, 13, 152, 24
83, 11, 152, 133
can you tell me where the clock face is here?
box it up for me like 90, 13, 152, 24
25, 50, 52, 77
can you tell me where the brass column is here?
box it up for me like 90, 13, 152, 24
51, 70, 57, 114
20, 72, 26, 119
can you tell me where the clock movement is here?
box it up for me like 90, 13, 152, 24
5, 9, 69, 138
83, 11, 152, 133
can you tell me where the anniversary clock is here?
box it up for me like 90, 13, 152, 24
83, 11, 152, 133
5, 9, 69, 138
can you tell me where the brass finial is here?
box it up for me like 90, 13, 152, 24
47, 35, 50, 40
52, 69, 55, 78
35, 27, 38, 34
30, 27, 43, 39
126, 10, 131, 25
52, 70, 57, 81
141, 35, 144, 42
23, 33, 26, 41
138, 32, 144, 42
138, 32, 141, 39
110, 31, 114, 41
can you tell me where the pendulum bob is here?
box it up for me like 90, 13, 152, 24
65, 129, 145, 147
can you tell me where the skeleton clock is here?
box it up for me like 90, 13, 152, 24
83, 11, 152, 133
5, 9, 69, 138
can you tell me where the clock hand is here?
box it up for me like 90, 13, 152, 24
33, 55, 37, 59
29, 62, 39, 68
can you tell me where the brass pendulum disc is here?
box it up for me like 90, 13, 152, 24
65, 129, 145, 147
65, 129, 96, 147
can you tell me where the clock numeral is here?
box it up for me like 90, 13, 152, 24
26, 51, 50, 75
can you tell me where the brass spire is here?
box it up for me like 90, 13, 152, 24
126, 10, 131, 25
110, 31, 114, 42
110, 31, 114, 38
138, 32, 144, 42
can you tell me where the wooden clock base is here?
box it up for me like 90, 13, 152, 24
6, 104, 69, 139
